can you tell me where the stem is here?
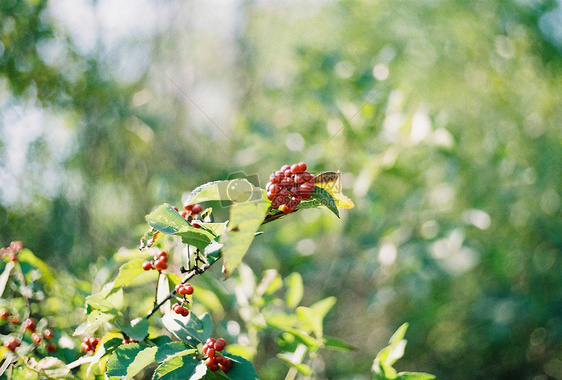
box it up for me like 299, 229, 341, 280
14, 261, 31, 340
146, 262, 212, 319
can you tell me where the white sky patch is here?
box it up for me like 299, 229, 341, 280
378, 242, 397, 266
463, 209, 491, 230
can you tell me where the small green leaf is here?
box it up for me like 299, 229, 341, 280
174, 225, 215, 252
152, 352, 202, 380
146, 204, 190, 235
396, 372, 436, 380
220, 199, 270, 276
323, 335, 356, 351
17, 249, 57, 287
105, 343, 156, 379
297, 187, 339, 218
276, 327, 321, 351
276, 354, 313, 376
285, 272, 304, 309
85, 286, 123, 313
161, 311, 213, 345
296, 296, 336, 337
121, 318, 149, 342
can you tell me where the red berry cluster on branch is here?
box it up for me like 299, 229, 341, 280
203, 338, 232, 372
180, 203, 203, 222
142, 250, 168, 271
81, 337, 101, 354
172, 303, 189, 317
172, 282, 194, 317
266, 163, 315, 214
1, 241, 24, 262
1, 311, 57, 353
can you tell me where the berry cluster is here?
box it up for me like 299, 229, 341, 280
142, 250, 168, 271
181, 203, 203, 221
172, 282, 194, 317
81, 337, 101, 354
266, 163, 315, 214
1, 241, 24, 262
1, 313, 57, 353
203, 338, 232, 372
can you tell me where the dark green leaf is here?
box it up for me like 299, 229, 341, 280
161, 311, 213, 345
152, 353, 203, 380
221, 354, 260, 380
105, 343, 156, 379
121, 318, 149, 342
297, 187, 339, 218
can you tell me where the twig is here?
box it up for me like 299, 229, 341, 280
146, 262, 212, 319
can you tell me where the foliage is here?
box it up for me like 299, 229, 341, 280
1, 0, 561, 379
1, 177, 432, 379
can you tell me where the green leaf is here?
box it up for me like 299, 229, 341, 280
114, 259, 147, 288
204, 239, 223, 265
85, 286, 123, 313
146, 203, 190, 235
297, 187, 339, 218
284, 272, 304, 309
121, 318, 149, 342
152, 352, 202, 380
73, 310, 115, 336
323, 335, 356, 351
276, 354, 313, 376
174, 225, 215, 252
0, 261, 14, 298
296, 296, 336, 337
154, 342, 194, 363
185, 180, 266, 205
221, 354, 260, 380
219, 199, 270, 276
276, 327, 321, 351
161, 311, 213, 345
372, 323, 411, 379
17, 249, 57, 287
396, 372, 436, 380
105, 343, 156, 379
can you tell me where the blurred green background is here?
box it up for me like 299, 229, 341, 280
1, 0, 561, 378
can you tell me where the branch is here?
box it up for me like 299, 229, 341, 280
146, 261, 213, 319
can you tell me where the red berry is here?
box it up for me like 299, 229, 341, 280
23, 318, 36, 332
214, 338, 226, 352
32, 333, 42, 345
142, 261, 153, 271
9, 253, 17, 262
207, 347, 216, 358
180, 210, 189, 218
191, 220, 201, 228
184, 204, 193, 212
154, 259, 167, 271
221, 357, 233, 372
191, 204, 203, 214
183, 284, 194, 295
46, 342, 57, 353
180, 307, 189, 317
158, 251, 167, 258
279, 204, 290, 214
206, 338, 216, 346
0, 309, 9, 320
207, 359, 219, 372
81, 341, 90, 352
174, 284, 182, 293
44, 329, 54, 340
5, 337, 21, 352
172, 206, 179, 212
280, 165, 290, 172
